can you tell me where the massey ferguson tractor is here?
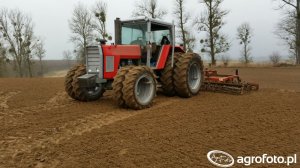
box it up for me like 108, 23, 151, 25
65, 18, 204, 110
65, 18, 259, 110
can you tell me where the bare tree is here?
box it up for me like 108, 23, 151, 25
275, 0, 300, 64
34, 39, 46, 76
174, 0, 194, 51
69, 3, 94, 63
269, 52, 281, 66
276, 12, 297, 60
195, 0, 230, 66
23, 37, 43, 77
185, 31, 196, 52
132, 0, 167, 19
0, 42, 7, 76
73, 47, 85, 63
93, 1, 110, 40
63, 50, 73, 68
237, 23, 253, 65
171, 0, 196, 52
0, 8, 39, 77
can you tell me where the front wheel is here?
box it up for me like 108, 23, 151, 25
65, 64, 104, 101
122, 66, 157, 110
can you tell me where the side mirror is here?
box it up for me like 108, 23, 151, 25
100, 39, 107, 45
96, 38, 107, 45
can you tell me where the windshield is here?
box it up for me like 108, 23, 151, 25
121, 23, 147, 46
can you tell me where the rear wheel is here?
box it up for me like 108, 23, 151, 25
65, 64, 104, 101
174, 53, 204, 98
160, 53, 180, 96
122, 66, 157, 110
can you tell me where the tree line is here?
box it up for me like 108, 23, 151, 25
275, 0, 300, 65
68, 0, 299, 66
1, 0, 299, 77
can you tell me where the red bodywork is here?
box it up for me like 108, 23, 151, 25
156, 45, 184, 70
102, 45, 141, 79
156, 45, 185, 69
102, 44, 185, 79
156, 45, 171, 69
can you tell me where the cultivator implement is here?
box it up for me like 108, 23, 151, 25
202, 69, 259, 95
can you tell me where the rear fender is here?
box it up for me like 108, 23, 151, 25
156, 45, 171, 69
156, 45, 185, 70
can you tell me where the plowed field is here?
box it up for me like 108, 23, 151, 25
1, 67, 300, 168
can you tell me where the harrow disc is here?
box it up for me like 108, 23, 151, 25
202, 82, 259, 95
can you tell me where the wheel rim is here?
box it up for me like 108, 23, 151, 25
188, 62, 201, 93
135, 73, 155, 106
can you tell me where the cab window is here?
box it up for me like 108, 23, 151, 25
151, 29, 171, 45
121, 23, 147, 46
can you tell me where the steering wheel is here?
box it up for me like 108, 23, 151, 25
130, 37, 144, 46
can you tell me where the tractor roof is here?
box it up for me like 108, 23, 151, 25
120, 18, 173, 30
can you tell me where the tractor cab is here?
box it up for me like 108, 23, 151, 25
115, 18, 176, 67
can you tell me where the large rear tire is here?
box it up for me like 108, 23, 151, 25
65, 64, 104, 101
122, 66, 157, 110
160, 53, 180, 96
174, 53, 204, 98
112, 66, 133, 107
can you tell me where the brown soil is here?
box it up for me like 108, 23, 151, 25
1, 67, 300, 168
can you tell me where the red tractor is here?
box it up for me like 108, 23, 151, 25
65, 18, 204, 110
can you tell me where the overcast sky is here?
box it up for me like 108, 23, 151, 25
0, 0, 287, 61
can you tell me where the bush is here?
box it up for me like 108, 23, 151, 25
269, 52, 281, 66
221, 55, 230, 67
